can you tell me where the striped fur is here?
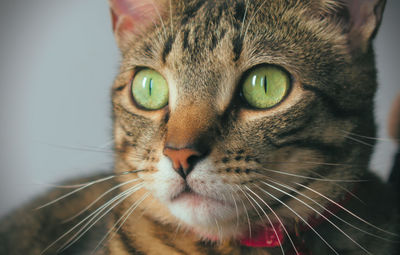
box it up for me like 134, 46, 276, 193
1, 0, 399, 254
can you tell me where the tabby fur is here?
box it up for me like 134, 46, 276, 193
1, 0, 399, 254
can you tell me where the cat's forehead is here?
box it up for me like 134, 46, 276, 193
162, 0, 309, 60
125, 0, 345, 73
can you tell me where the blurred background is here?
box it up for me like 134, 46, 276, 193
0, 0, 399, 217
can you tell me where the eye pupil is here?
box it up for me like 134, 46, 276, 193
263, 75, 267, 94
149, 78, 153, 96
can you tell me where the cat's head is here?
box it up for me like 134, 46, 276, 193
109, 0, 385, 241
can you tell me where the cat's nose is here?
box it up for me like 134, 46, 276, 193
163, 147, 201, 178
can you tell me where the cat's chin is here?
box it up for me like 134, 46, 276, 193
166, 190, 244, 240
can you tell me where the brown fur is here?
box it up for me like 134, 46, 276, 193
1, 0, 399, 254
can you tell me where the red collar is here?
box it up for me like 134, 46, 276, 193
239, 221, 308, 254
240, 222, 285, 248
239, 191, 354, 254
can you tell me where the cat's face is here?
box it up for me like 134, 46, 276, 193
110, 0, 383, 241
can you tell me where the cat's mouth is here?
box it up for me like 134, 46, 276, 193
171, 185, 229, 207
167, 183, 242, 240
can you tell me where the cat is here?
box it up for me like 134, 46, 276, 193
1, 0, 399, 254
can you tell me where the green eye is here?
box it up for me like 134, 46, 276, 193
131, 68, 169, 110
242, 66, 290, 109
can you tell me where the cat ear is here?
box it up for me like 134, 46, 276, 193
333, 0, 386, 53
317, 0, 386, 53
345, 0, 386, 52
108, 0, 167, 48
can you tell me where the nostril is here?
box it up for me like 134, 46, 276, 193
187, 154, 201, 168
163, 147, 202, 177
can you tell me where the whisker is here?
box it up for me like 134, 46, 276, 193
296, 183, 400, 237
341, 130, 398, 143
36, 170, 145, 209
240, 191, 267, 245
255, 183, 339, 255
243, 0, 268, 41
239, 0, 250, 37
261, 160, 365, 202
96, 140, 115, 149
116, 169, 147, 176
40, 184, 143, 255
57, 184, 144, 253
233, 185, 252, 239
244, 185, 298, 255
169, 0, 173, 34
262, 181, 372, 254
91, 192, 150, 254
215, 218, 222, 244
343, 135, 374, 148
36, 176, 115, 210
63, 178, 141, 223
269, 180, 398, 243
33, 182, 95, 189
259, 167, 367, 183
36, 141, 113, 153
303, 169, 365, 204
263, 160, 357, 167
173, 221, 183, 241
236, 185, 264, 224
243, 187, 285, 255
228, 187, 240, 232
221, 193, 228, 205
150, 0, 168, 38
37, 170, 144, 189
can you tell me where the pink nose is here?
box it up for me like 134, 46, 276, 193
163, 147, 201, 177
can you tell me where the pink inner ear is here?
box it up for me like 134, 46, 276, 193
109, 0, 165, 35
348, 0, 374, 31
344, 0, 386, 49
111, 8, 134, 33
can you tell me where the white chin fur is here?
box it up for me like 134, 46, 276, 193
167, 196, 244, 240
150, 155, 245, 240
168, 198, 230, 226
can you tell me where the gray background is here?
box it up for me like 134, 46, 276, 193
0, 1, 399, 217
